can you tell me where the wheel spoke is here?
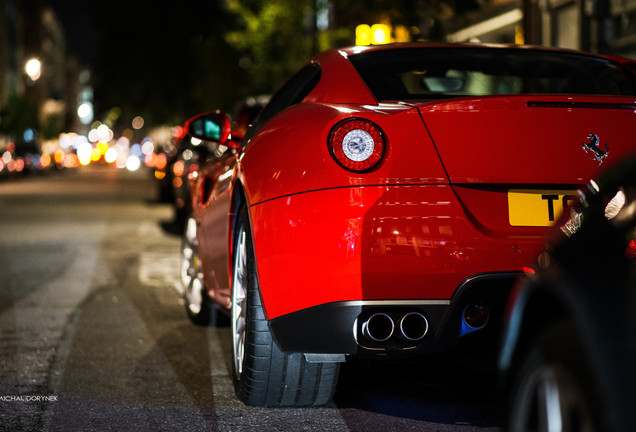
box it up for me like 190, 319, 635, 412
537, 369, 563, 432
511, 363, 595, 432
187, 275, 203, 314
182, 218, 203, 314
232, 227, 248, 379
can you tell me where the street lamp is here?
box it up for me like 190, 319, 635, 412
77, 102, 93, 125
25, 57, 42, 82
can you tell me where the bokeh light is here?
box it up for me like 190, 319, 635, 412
126, 155, 141, 171
132, 116, 145, 130
25, 58, 42, 81
104, 147, 118, 163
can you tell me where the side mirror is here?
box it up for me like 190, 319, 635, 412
185, 111, 231, 144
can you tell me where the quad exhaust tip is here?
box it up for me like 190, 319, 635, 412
362, 313, 394, 342
400, 312, 429, 341
362, 312, 429, 343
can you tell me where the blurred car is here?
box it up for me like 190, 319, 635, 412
154, 139, 178, 203
166, 96, 269, 233
498, 153, 636, 431
182, 42, 636, 407
169, 132, 216, 230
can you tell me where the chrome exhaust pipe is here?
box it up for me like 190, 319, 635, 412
399, 312, 429, 341
362, 313, 395, 342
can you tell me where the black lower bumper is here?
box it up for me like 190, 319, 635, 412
268, 272, 520, 358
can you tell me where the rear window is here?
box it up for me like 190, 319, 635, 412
349, 48, 636, 101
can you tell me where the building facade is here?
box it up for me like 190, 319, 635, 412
0, 0, 85, 155
441, 0, 636, 58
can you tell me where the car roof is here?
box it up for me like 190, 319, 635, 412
333, 42, 616, 61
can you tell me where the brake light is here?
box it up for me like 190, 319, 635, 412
328, 118, 386, 172
626, 240, 636, 260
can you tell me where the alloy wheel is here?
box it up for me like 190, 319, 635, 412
182, 218, 204, 315
231, 226, 248, 380
510, 363, 594, 432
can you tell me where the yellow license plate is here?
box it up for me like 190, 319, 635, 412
508, 189, 577, 227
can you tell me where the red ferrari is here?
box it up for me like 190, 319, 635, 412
180, 43, 636, 407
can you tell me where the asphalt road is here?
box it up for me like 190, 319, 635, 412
0, 165, 502, 431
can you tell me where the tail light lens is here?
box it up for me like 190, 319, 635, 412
328, 118, 386, 172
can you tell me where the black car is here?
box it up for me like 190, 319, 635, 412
498, 152, 636, 431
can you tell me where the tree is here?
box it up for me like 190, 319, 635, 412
224, 0, 317, 95
0, 93, 39, 148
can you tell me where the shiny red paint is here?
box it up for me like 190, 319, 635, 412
189, 43, 636, 326
304, 49, 377, 105
239, 102, 448, 206
250, 185, 544, 319
191, 150, 238, 310
419, 95, 636, 184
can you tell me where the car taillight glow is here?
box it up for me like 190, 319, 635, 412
328, 118, 386, 172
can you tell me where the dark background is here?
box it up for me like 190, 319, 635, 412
47, 0, 427, 129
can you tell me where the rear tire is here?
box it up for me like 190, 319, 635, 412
506, 320, 600, 432
231, 206, 340, 407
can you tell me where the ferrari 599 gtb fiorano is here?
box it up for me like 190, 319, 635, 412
180, 43, 636, 407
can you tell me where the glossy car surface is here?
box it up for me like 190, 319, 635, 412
186, 42, 636, 407
498, 152, 636, 432
167, 97, 270, 233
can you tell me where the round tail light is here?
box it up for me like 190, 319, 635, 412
328, 118, 386, 172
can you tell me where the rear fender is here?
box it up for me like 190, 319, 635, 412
239, 102, 448, 206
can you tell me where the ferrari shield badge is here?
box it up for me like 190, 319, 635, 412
582, 133, 609, 166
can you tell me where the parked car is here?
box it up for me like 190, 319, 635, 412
168, 132, 217, 231
498, 152, 636, 431
167, 96, 269, 233
182, 42, 636, 407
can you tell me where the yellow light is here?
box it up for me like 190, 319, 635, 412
90, 148, 101, 162
154, 170, 166, 180
371, 24, 391, 44
356, 23, 393, 45
97, 141, 109, 155
515, 25, 525, 45
394, 25, 410, 43
356, 24, 372, 46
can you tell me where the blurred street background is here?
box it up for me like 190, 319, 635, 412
1, 0, 635, 176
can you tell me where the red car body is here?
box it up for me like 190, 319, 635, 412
186, 43, 636, 406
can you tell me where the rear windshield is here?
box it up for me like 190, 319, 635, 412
348, 47, 636, 101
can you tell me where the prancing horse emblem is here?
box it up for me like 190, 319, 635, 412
582, 133, 609, 166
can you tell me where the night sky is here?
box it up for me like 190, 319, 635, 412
49, 0, 237, 126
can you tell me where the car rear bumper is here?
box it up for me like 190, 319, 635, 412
269, 272, 518, 357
